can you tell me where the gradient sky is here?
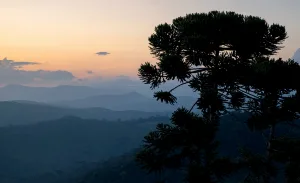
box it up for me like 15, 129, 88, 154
1, 0, 300, 80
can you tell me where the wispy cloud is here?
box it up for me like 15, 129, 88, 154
0, 57, 39, 69
95, 52, 110, 56
86, 70, 93, 74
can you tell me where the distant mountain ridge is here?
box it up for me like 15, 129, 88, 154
0, 101, 169, 126
0, 83, 196, 102
0, 85, 110, 102
292, 48, 300, 62
52, 92, 197, 112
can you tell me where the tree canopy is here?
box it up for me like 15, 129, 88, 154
136, 10, 300, 183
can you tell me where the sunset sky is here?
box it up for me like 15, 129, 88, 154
1, 0, 300, 85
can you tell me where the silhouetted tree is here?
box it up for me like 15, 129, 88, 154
135, 10, 300, 183
235, 57, 300, 182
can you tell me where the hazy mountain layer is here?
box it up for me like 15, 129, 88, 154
0, 83, 196, 102
0, 116, 167, 183
75, 113, 299, 183
52, 92, 196, 112
0, 101, 168, 126
1, 112, 296, 183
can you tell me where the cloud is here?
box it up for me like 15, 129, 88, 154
95, 51, 110, 56
33, 70, 74, 81
0, 57, 39, 69
86, 70, 93, 74
0, 58, 75, 85
0, 58, 196, 96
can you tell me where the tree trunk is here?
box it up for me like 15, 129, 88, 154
263, 124, 275, 183
266, 124, 275, 158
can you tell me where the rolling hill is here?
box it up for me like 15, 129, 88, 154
0, 112, 298, 183
0, 116, 167, 183
72, 113, 300, 183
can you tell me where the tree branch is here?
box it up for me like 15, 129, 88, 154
169, 81, 192, 93
189, 68, 210, 74
238, 88, 260, 100
188, 98, 199, 113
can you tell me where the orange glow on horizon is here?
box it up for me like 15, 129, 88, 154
1, 0, 299, 81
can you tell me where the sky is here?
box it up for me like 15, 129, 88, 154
1, 0, 300, 86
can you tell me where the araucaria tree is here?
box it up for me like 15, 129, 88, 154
136, 10, 300, 183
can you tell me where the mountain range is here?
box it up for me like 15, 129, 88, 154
0, 84, 196, 112
52, 92, 196, 112
0, 101, 168, 126
0, 116, 166, 183
73, 113, 300, 183
0, 83, 196, 103
0, 85, 114, 102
